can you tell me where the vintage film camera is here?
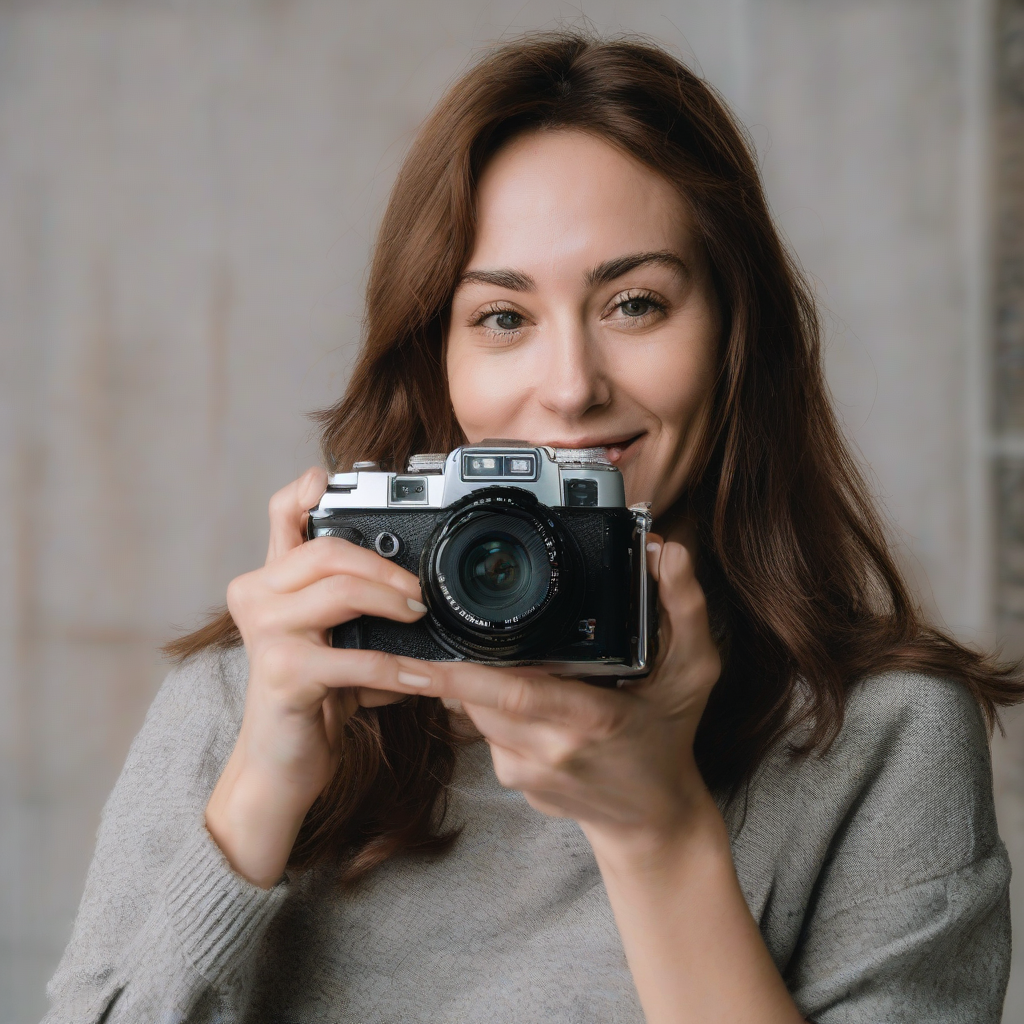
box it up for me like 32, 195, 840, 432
307, 442, 655, 677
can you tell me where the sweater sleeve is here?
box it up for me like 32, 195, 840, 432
777, 674, 1012, 1024
42, 648, 289, 1024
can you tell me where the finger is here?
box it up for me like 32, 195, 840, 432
655, 541, 708, 661
487, 745, 607, 824
322, 687, 358, 747
648, 541, 722, 699
488, 742, 562, 792
280, 647, 622, 727
263, 535, 422, 602
462, 703, 583, 764
270, 573, 428, 632
646, 532, 664, 582
282, 647, 547, 706
267, 467, 328, 564
388, 660, 628, 733
271, 645, 456, 695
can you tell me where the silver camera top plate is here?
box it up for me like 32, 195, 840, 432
312, 443, 627, 513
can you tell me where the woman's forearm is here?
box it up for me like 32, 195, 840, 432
585, 793, 804, 1024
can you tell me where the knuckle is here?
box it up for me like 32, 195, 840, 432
663, 541, 694, 582
268, 485, 296, 523
490, 748, 525, 790
326, 572, 356, 602
227, 573, 282, 636
389, 567, 414, 594
499, 677, 535, 718
544, 732, 580, 770
361, 648, 393, 680
493, 767, 519, 791
589, 700, 627, 740
226, 573, 255, 615
680, 592, 707, 624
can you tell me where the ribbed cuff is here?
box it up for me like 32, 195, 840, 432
163, 819, 289, 986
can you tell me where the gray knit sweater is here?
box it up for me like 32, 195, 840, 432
44, 648, 1010, 1023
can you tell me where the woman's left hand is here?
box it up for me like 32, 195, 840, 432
385, 534, 722, 853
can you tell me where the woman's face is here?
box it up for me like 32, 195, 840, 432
446, 130, 720, 520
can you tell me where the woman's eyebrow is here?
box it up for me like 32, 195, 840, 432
456, 251, 687, 293
457, 268, 536, 291
585, 250, 689, 286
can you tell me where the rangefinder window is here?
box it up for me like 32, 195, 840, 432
461, 452, 538, 480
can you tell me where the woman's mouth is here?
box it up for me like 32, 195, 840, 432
602, 433, 644, 463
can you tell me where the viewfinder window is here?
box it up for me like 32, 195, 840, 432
463, 455, 502, 478
504, 455, 536, 476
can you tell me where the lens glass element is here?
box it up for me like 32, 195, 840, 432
439, 513, 552, 625
461, 534, 529, 605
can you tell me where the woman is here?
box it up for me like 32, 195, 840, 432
45, 33, 1021, 1024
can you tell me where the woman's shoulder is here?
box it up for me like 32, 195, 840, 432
151, 644, 248, 718
737, 670, 1002, 910
122, 645, 248, 774
745, 670, 993, 813
836, 669, 989, 767
730, 670, 1009, 966
781, 669, 996, 849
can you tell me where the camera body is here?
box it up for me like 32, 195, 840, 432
307, 442, 655, 677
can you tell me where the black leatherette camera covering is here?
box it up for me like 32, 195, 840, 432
310, 505, 638, 666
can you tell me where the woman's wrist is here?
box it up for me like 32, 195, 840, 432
582, 780, 728, 881
205, 749, 313, 889
585, 787, 803, 1024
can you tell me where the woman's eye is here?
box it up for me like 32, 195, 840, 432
481, 310, 524, 332
619, 297, 657, 318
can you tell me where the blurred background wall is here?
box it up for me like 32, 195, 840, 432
2, 0, 1022, 1020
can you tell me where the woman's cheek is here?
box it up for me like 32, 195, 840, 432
449, 347, 528, 441
447, 347, 488, 437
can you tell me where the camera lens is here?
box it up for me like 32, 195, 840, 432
448, 518, 550, 622
462, 535, 529, 598
421, 487, 584, 659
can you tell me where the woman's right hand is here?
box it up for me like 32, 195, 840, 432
205, 467, 429, 888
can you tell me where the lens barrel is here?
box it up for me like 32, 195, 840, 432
420, 487, 582, 659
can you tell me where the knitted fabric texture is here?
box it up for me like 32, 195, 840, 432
43, 649, 1011, 1023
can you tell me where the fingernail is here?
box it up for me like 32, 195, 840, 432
397, 670, 431, 688
407, 598, 428, 613
646, 541, 662, 582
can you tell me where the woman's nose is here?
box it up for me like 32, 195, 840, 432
534, 320, 611, 421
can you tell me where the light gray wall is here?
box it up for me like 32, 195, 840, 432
1, 1, 1019, 1020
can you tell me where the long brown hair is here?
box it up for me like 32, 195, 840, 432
167, 32, 1022, 881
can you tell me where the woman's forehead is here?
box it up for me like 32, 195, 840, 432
467, 130, 695, 275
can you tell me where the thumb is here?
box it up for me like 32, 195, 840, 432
647, 540, 721, 707
266, 467, 328, 564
